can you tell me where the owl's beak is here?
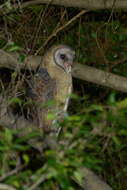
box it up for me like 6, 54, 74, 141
64, 61, 73, 73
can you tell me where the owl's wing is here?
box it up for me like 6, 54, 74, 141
26, 67, 56, 132
27, 68, 55, 101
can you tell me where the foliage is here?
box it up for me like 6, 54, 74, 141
0, 95, 127, 189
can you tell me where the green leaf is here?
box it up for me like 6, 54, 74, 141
4, 128, 13, 144
5, 42, 22, 52
47, 113, 56, 120
73, 170, 83, 185
90, 104, 103, 111
107, 92, 116, 104
112, 136, 121, 146
116, 98, 127, 109
8, 97, 22, 106
18, 54, 26, 63
23, 154, 30, 164
68, 115, 81, 121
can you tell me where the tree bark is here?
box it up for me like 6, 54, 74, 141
1, 0, 127, 14
20, 0, 127, 10
0, 50, 127, 93
0, 183, 16, 190
78, 167, 112, 190
73, 63, 127, 93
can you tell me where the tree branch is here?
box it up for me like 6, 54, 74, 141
76, 167, 112, 190
21, 0, 127, 10
0, 50, 127, 93
1, 0, 127, 16
73, 63, 127, 93
0, 183, 17, 190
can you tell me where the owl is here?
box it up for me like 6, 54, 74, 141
27, 45, 75, 136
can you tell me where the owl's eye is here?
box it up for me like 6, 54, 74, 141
60, 54, 66, 60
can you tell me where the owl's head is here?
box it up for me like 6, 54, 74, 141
53, 45, 75, 73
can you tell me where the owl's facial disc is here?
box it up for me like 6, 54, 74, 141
54, 46, 75, 73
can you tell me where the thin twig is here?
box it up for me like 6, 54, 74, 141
31, 0, 53, 52
0, 164, 25, 182
35, 9, 88, 55
28, 169, 48, 190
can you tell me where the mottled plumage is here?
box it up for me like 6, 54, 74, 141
27, 45, 75, 135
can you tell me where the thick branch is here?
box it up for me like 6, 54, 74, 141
0, 50, 127, 93
0, 183, 17, 190
78, 167, 112, 190
1, 0, 127, 15
73, 63, 127, 93
21, 0, 127, 9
